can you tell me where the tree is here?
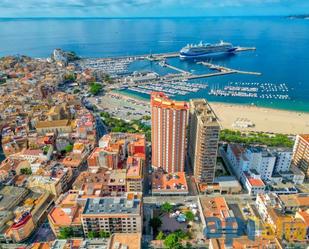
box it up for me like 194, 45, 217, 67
58, 227, 74, 239
73, 88, 80, 94
142, 115, 151, 121
184, 211, 195, 222
185, 242, 193, 249
87, 231, 98, 239
161, 202, 173, 213
64, 144, 73, 153
164, 233, 183, 249
20, 168, 32, 175
89, 82, 103, 95
156, 231, 165, 240
174, 230, 191, 240
149, 217, 162, 233
99, 230, 110, 238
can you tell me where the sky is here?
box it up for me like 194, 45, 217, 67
0, 0, 308, 17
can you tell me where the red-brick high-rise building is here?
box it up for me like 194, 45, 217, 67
151, 92, 188, 173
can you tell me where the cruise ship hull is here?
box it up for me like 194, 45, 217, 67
180, 48, 237, 59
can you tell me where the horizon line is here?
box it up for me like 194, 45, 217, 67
0, 15, 295, 19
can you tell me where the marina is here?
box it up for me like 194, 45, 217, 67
126, 80, 208, 97
74, 44, 298, 107
209, 82, 291, 100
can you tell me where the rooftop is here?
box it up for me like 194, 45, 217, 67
189, 98, 219, 125
299, 134, 309, 143
151, 92, 188, 110
83, 194, 141, 215
152, 171, 188, 193
278, 194, 309, 209
200, 196, 231, 221
36, 119, 70, 129
109, 233, 141, 249
48, 193, 82, 226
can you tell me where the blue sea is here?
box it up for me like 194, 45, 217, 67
0, 17, 309, 112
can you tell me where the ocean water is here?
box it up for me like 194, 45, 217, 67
0, 17, 309, 112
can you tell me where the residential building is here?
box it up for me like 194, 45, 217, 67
188, 99, 220, 183
199, 196, 236, 238
126, 156, 144, 193
198, 176, 242, 195
226, 144, 292, 183
151, 92, 188, 173
109, 233, 142, 249
292, 134, 309, 179
151, 170, 189, 196
28, 164, 73, 197
245, 147, 276, 181
273, 149, 292, 173
226, 144, 250, 179
209, 236, 281, 249
87, 147, 119, 173
88, 133, 146, 173
81, 193, 142, 236
48, 193, 83, 237
7, 212, 35, 243
256, 193, 308, 242
243, 174, 265, 195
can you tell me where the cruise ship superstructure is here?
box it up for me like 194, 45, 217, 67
180, 41, 237, 59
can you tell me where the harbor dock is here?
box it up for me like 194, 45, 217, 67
160, 60, 191, 75
197, 61, 261, 76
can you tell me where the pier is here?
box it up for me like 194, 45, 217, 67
188, 71, 236, 79
197, 61, 261, 76
160, 61, 191, 75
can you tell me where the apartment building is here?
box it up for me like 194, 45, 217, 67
151, 92, 188, 173
81, 193, 142, 236
292, 134, 309, 179
188, 99, 220, 183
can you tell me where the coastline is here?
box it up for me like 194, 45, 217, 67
111, 90, 309, 135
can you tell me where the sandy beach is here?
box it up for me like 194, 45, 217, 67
210, 103, 309, 134
107, 91, 309, 135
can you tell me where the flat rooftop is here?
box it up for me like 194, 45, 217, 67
83, 196, 141, 215
152, 171, 188, 193
109, 233, 141, 249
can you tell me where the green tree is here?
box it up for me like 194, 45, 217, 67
184, 211, 195, 222
161, 202, 173, 213
58, 227, 74, 239
99, 230, 110, 238
156, 231, 165, 240
149, 217, 162, 233
164, 233, 183, 249
20, 168, 32, 175
64, 144, 73, 153
87, 230, 98, 239
142, 115, 151, 121
89, 82, 103, 95
73, 88, 80, 94
185, 242, 193, 249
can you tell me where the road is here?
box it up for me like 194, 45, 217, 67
95, 113, 107, 140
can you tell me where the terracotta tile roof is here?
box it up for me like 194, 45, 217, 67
248, 177, 265, 187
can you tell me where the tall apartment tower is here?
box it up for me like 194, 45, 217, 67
292, 134, 309, 179
151, 92, 188, 173
188, 99, 220, 183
